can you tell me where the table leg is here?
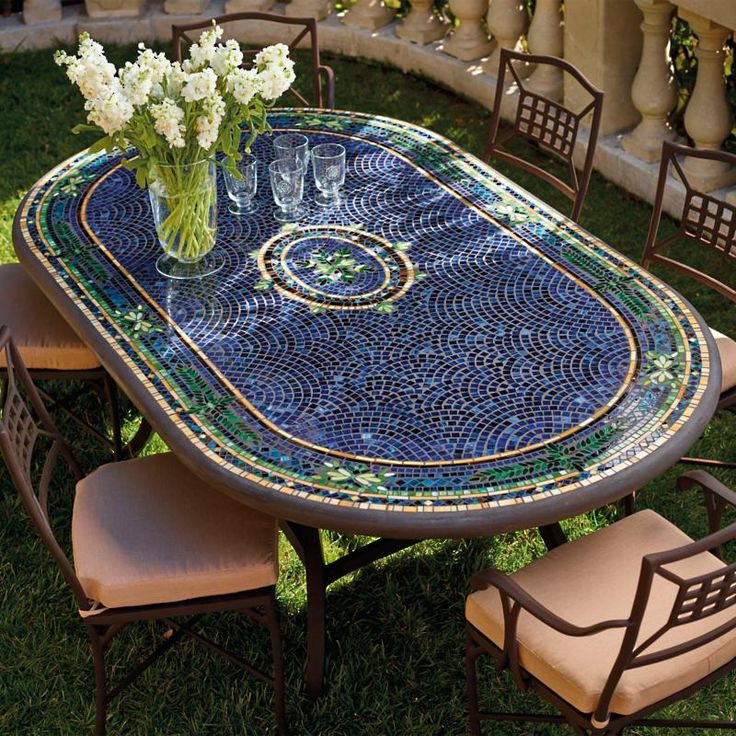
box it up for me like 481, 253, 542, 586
539, 522, 567, 550
281, 522, 327, 699
281, 521, 418, 698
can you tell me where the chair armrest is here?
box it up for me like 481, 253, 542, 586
677, 470, 736, 509
318, 64, 335, 109
677, 470, 736, 554
470, 568, 630, 638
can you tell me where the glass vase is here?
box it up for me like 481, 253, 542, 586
148, 158, 223, 279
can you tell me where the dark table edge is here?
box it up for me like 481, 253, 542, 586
11, 169, 723, 541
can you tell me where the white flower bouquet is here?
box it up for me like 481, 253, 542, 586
55, 26, 295, 266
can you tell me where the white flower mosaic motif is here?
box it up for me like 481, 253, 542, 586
643, 350, 679, 387
492, 203, 530, 224
114, 305, 161, 334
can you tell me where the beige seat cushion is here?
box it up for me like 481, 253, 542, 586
0, 263, 100, 371
72, 452, 278, 608
466, 510, 736, 717
710, 327, 736, 393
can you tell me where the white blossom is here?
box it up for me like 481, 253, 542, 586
54, 32, 117, 102
254, 43, 291, 69
150, 98, 186, 149
119, 62, 153, 107
163, 61, 187, 98
195, 93, 225, 151
226, 67, 262, 106
136, 46, 171, 87
210, 38, 244, 77
257, 63, 295, 101
84, 83, 134, 136
254, 44, 295, 101
181, 68, 218, 103
182, 23, 223, 72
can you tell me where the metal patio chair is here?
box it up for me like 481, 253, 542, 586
641, 140, 736, 469
465, 469, 736, 734
0, 325, 286, 735
0, 263, 151, 460
172, 13, 335, 109
484, 49, 604, 222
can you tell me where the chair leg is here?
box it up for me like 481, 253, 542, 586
623, 491, 636, 516
102, 375, 123, 461
465, 631, 482, 736
265, 593, 288, 736
89, 631, 107, 736
126, 417, 153, 457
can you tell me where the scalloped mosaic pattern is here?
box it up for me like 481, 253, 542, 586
19, 109, 710, 511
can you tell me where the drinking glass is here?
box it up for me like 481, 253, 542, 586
223, 154, 258, 215
273, 133, 310, 171
269, 158, 306, 222
312, 143, 346, 207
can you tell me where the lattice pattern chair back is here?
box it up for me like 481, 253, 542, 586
641, 140, 736, 304
172, 13, 335, 109
0, 325, 88, 609
593, 513, 736, 726
484, 48, 604, 222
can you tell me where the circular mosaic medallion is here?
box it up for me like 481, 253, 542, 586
257, 225, 415, 310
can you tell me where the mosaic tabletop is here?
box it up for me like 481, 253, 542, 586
14, 109, 720, 538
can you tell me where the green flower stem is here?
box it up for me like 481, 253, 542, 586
152, 160, 216, 262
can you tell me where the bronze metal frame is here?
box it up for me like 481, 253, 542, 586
172, 13, 336, 109
0, 326, 287, 735
282, 521, 418, 698
466, 469, 736, 734
484, 49, 604, 223
641, 140, 736, 468
281, 519, 567, 699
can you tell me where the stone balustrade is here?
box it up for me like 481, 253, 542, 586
3, 0, 736, 215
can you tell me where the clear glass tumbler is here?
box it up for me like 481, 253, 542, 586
223, 154, 258, 215
273, 133, 310, 171
269, 158, 306, 222
312, 143, 346, 207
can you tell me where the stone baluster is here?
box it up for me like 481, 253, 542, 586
396, 0, 449, 45
168, 0, 212, 14
84, 0, 145, 17
524, 0, 563, 101
442, 0, 493, 62
22, 0, 61, 23
284, 0, 332, 20
678, 11, 736, 191
342, 0, 395, 31
483, 0, 528, 76
622, 0, 677, 163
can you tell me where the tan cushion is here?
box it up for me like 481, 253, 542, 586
72, 452, 278, 608
710, 327, 736, 393
0, 263, 100, 371
466, 510, 736, 717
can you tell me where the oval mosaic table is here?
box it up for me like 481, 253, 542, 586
14, 109, 720, 695
14, 108, 719, 537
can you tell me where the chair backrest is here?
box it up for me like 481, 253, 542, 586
640, 140, 736, 304
593, 517, 736, 726
171, 13, 335, 109
484, 48, 604, 222
0, 325, 89, 611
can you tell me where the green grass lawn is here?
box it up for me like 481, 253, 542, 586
1, 44, 736, 735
